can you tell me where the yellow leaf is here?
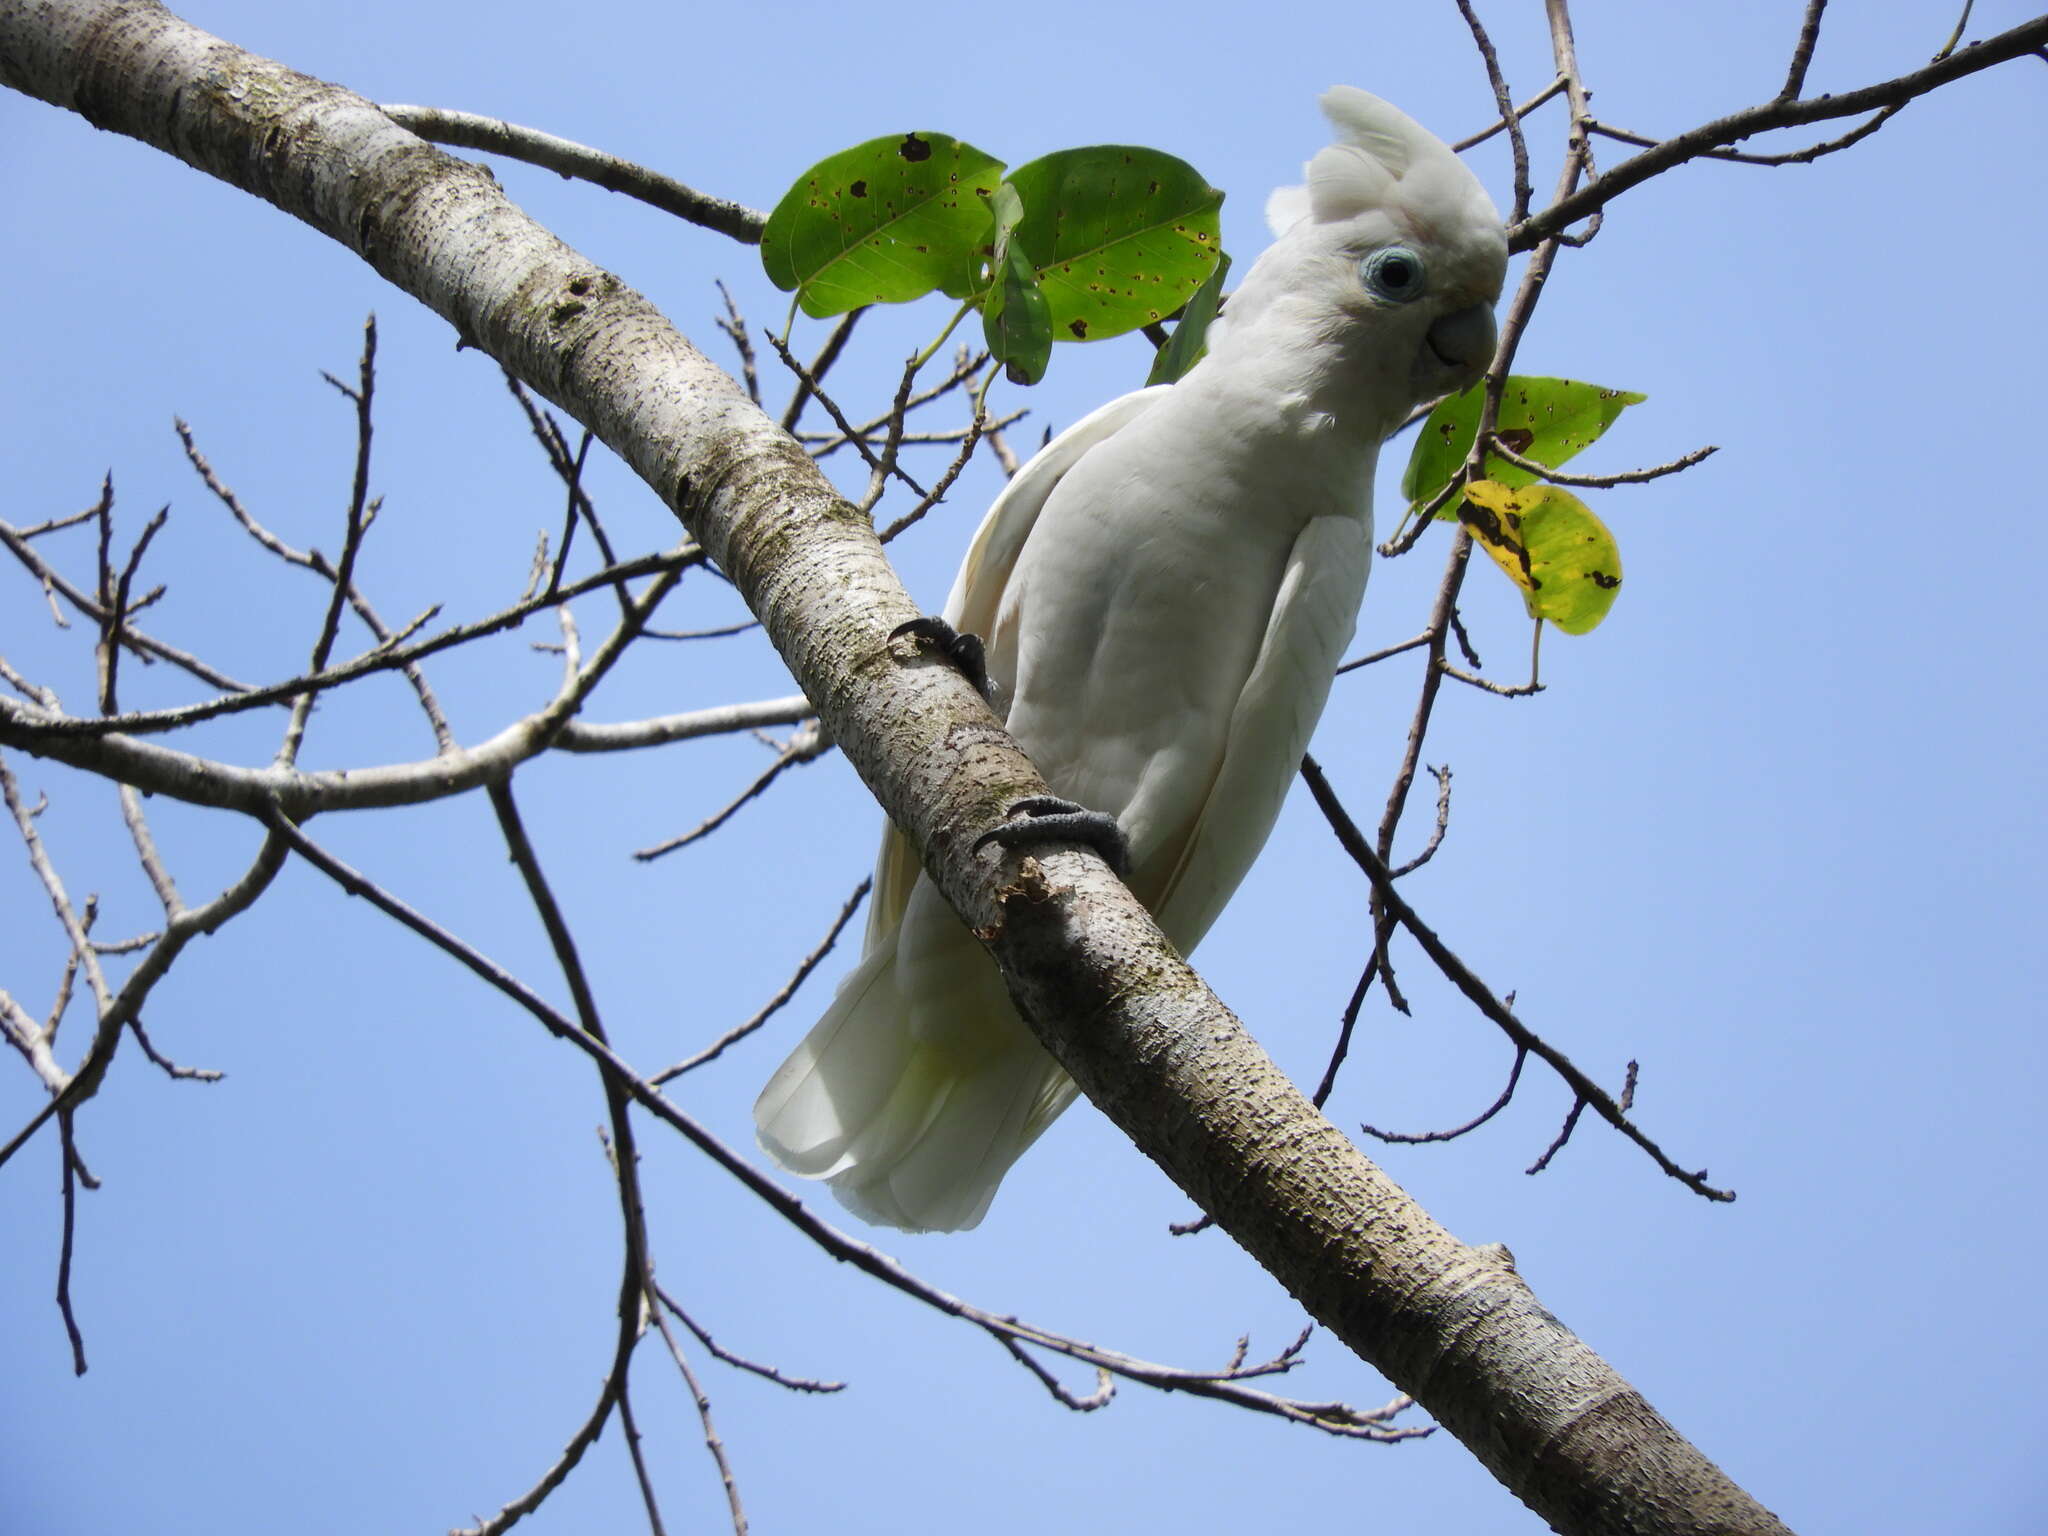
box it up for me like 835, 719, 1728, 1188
1461, 481, 1623, 635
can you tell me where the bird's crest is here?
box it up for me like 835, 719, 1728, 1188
1265, 86, 1492, 239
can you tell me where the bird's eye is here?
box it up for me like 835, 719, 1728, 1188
1360, 246, 1427, 303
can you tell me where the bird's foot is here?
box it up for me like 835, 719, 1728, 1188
974, 796, 1130, 877
890, 616, 990, 702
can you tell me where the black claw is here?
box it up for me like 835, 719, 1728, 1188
973, 796, 1131, 877
890, 616, 990, 702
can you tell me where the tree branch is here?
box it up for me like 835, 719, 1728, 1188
1513, 12, 2048, 249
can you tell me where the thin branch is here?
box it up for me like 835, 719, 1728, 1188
876, 411, 986, 543
1361, 1044, 1528, 1145
1334, 632, 1431, 677
1440, 660, 1543, 698
551, 695, 813, 754
1388, 764, 1453, 880
177, 415, 455, 749
713, 281, 760, 406
651, 875, 870, 1083
1452, 78, 1569, 155
1528, 1093, 1590, 1174
781, 310, 863, 434
645, 1302, 745, 1535
1452, 0, 1535, 221
380, 104, 766, 244
0, 817, 287, 1174
1485, 435, 1718, 488
611, 1384, 671, 1536
654, 1285, 845, 1393
458, 1312, 634, 1536
0, 988, 67, 1093
996, 1335, 1115, 1412
126, 1012, 222, 1082
856, 357, 924, 515
261, 810, 1421, 1438
0, 516, 254, 692
279, 315, 380, 768
3, 547, 698, 742
18, 501, 103, 539
1514, 11, 2048, 249
1302, 755, 1733, 1202
632, 720, 827, 860
477, 778, 655, 1536
800, 347, 994, 453
57, 1119, 87, 1373
94, 490, 169, 719
764, 331, 926, 500
1779, 0, 1831, 101
1586, 109, 1898, 167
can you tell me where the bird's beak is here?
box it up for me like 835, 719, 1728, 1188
1424, 302, 1498, 388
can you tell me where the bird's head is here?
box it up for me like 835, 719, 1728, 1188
1214, 87, 1507, 431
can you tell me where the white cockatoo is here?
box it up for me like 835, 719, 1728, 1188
757, 88, 1507, 1231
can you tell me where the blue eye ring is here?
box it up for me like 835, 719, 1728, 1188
1360, 246, 1427, 303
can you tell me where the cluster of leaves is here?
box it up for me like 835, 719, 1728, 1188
760, 133, 1226, 385
1403, 378, 1645, 636
764, 138, 1646, 639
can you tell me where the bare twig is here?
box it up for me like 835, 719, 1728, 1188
0, 514, 257, 693
260, 810, 1424, 1438
1515, 11, 2048, 249
177, 415, 455, 750
380, 104, 766, 244
652, 875, 870, 1083
877, 411, 987, 543
1453, 78, 1569, 156
3, 547, 698, 743
1335, 632, 1431, 677
1361, 1045, 1528, 1145
655, 1285, 845, 1392
1302, 755, 1732, 1202
279, 315, 381, 768
1389, 764, 1453, 880
714, 281, 760, 406
764, 331, 926, 499
1484, 435, 1718, 488
57, 1119, 88, 1373
1779, 0, 1831, 101
632, 720, 828, 860
1452, 0, 1534, 221
781, 309, 864, 434
646, 1303, 745, 1535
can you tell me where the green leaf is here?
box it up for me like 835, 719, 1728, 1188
1462, 480, 1624, 634
760, 133, 1004, 318
982, 184, 1052, 385
1145, 250, 1231, 386
1401, 377, 1646, 523
1003, 146, 1223, 344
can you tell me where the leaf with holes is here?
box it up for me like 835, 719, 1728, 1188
1462, 480, 1624, 634
1402, 377, 1647, 523
1003, 147, 1223, 344
761, 133, 1004, 317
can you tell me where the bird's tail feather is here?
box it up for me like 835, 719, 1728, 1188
753, 925, 1075, 1232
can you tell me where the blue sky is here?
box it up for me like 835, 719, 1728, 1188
3, 3, 2044, 1532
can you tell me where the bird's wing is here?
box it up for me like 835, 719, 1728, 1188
943, 386, 1171, 636
863, 384, 1174, 945
1147, 513, 1372, 951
